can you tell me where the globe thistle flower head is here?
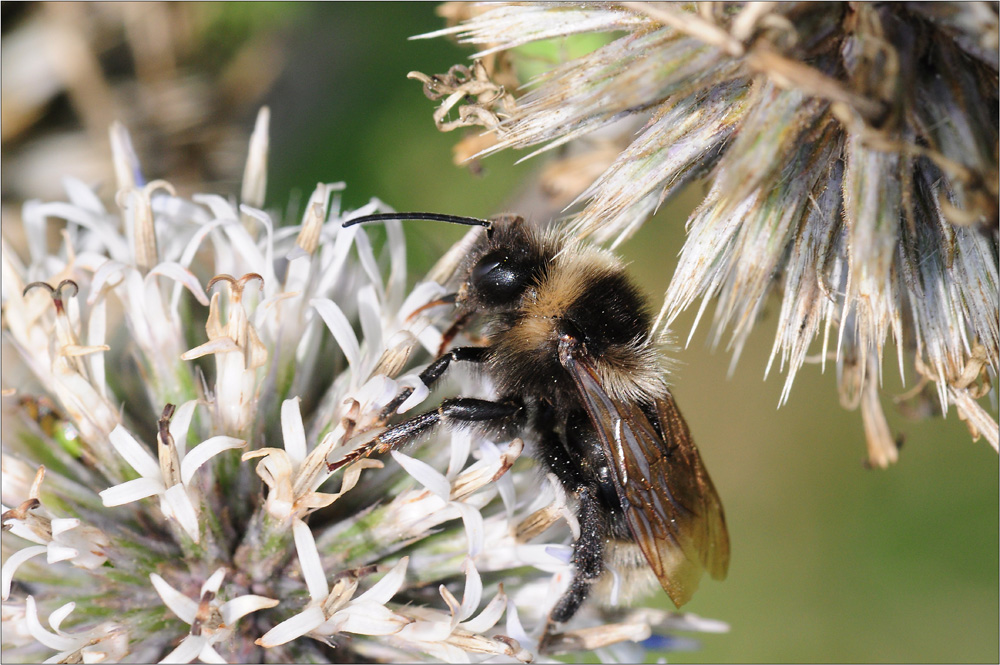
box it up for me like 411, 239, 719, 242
413, 2, 999, 465
1, 109, 725, 662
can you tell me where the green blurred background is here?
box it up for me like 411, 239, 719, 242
2, 3, 996, 662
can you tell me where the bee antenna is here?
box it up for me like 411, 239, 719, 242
343, 212, 492, 230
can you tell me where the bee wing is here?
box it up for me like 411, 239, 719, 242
560, 349, 730, 607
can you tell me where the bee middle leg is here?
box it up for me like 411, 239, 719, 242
330, 395, 525, 470
378, 396, 525, 449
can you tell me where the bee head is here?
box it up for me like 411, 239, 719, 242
344, 212, 549, 311
461, 215, 554, 311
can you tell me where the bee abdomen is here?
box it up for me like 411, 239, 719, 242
593, 541, 661, 606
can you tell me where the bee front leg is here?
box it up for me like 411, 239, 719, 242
379, 345, 490, 420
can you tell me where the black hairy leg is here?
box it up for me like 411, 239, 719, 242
379, 345, 489, 420
329, 395, 525, 471
533, 418, 615, 626
378, 396, 525, 448
539, 484, 608, 652
550, 483, 606, 622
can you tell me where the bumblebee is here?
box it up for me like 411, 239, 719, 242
332, 212, 729, 624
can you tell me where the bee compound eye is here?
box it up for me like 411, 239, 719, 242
471, 255, 502, 284
470, 251, 529, 305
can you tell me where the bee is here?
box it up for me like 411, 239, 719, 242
331, 212, 730, 625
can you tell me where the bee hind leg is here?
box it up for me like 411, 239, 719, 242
540, 484, 606, 652
550, 484, 606, 623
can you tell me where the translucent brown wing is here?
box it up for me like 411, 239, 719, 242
560, 347, 730, 607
